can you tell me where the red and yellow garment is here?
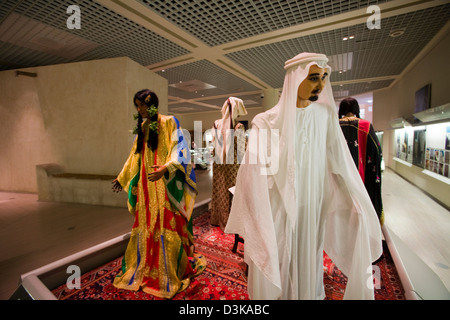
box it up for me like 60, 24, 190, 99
114, 114, 205, 299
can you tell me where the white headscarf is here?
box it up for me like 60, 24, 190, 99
213, 97, 248, 164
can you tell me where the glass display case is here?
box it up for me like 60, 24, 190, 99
376, 131, 385, 171
190, 148, 211, 170
393, 122, 450, 179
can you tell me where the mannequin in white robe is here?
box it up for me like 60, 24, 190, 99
225, 52, 383, 300
212, 97, 248, 165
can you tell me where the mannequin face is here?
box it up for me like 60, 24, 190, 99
297, 64, 328, 107
135, 99, 149, 118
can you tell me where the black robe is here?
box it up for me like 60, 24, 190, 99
339, 118, 384, 224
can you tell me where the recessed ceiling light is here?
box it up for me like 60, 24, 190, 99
389, 29, 405, 38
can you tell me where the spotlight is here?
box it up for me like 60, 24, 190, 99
389, 29, 405, 38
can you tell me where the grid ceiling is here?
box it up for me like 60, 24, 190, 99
157, 59, 260, 100
332, 79, 395, 98
0, 0, 449, 115
0, 0, 189, 69
139, 0, 393, 47
226, 4, 450, 88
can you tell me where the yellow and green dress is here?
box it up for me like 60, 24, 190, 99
113, 114, 206, 299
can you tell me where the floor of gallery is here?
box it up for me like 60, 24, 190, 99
0, 167, 449, 300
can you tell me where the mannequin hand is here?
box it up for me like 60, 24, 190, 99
148, 165, 168, 182
112, 179, 123, 193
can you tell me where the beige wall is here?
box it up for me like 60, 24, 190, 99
373, 31, 450, 132
373, 29, 450, 207
0, 57, 167, 193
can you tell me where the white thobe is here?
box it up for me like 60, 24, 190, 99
225, 102, 382, 300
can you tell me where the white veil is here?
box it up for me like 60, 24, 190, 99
213, 97, 248, 164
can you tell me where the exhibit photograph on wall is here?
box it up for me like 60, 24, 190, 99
395, 124, 450, 179
446, 126, 450, 151
425, 147, 449, 178
395, 129, 413, 162
425, 126, 450, 178
412, 129, 426, 167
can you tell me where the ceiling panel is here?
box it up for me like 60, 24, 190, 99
332, 79, 395, 98
157, 59, 260, 100
0, 41, 67, 70
0, 12, 99, 60
138, 0, 393, 46
226, 4, 450, 89
0, 0, 190, 69
169, 102, 220, 114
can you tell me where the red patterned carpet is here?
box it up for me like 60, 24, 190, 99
52, 212, 405, 300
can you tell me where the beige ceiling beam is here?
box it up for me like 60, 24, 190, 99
168, 90, 263, 111
168, 96, 222, 110
149, 55, 197, 71
184, 90, 262, 102
331, 75, 399, 87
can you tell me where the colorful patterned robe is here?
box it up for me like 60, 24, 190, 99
339, 118, 384, 224
113, 114, 205, 298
